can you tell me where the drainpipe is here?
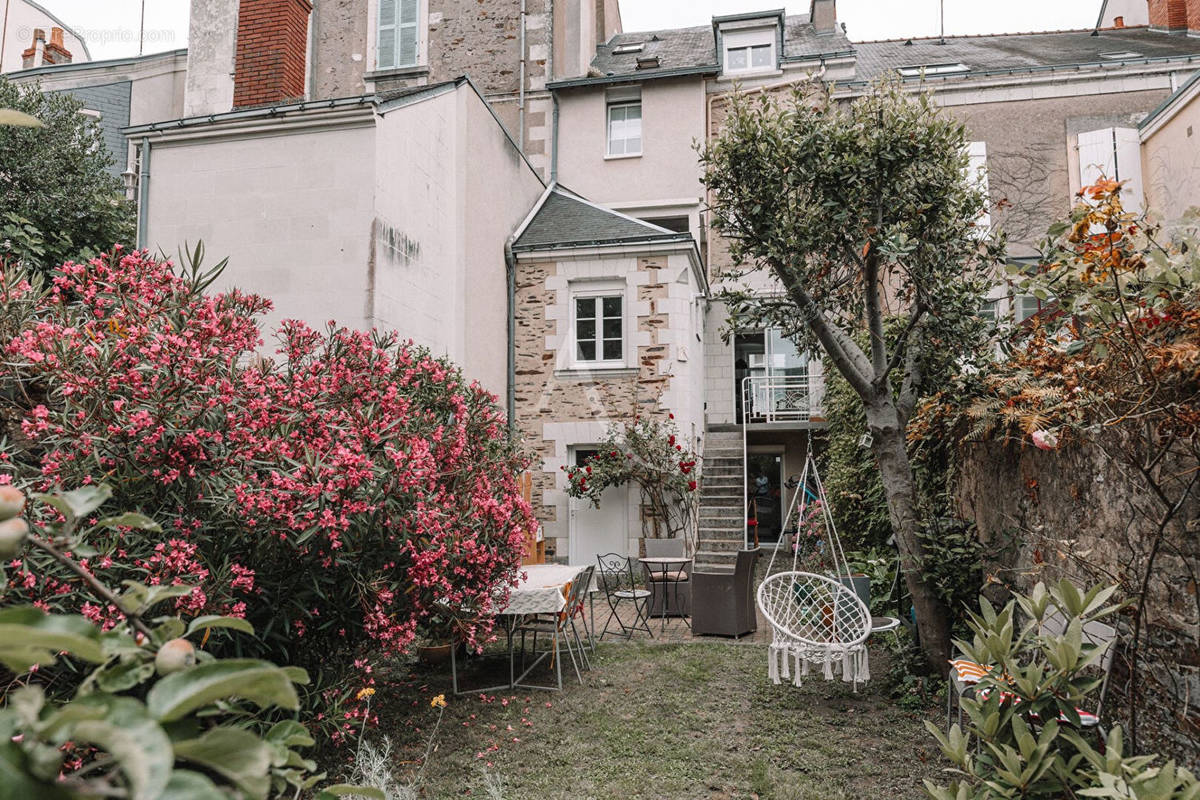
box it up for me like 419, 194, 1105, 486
504, 237, 518, 434
518, 0, 527, 152
550, 91, 559, 182
136, 137, 151, 249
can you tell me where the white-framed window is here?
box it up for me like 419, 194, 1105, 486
606, 101, 642, 157
378, 0, 419, 70
572, 289, 625, 366
1015, 295, 1042, 323
722, 28, 775, 75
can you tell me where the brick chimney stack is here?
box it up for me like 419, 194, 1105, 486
20, 29, 45, 69
45, 27, 73, 64
1148, 0, 1189, 32
810, 0, 837, 35
232, 0, 313, 109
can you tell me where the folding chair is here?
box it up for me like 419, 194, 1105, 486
595, 553, 653, 640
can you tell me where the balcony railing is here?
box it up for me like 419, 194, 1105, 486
740, 375, 818, 424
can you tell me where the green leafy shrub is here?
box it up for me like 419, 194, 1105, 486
924, 580, 1200, 799
0, 78, 134, 269
0, 485, 380, 799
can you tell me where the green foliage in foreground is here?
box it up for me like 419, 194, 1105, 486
0, 485, 380, 800
925, 581, 1199, 799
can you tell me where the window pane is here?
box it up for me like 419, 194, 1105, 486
399, 0, 417, 24
727, 47, 747, 70
751, 44, 772, 67
602, 318, 621, 339
625, 104, 641, 121
602, 340, 622, 361
576, 319, 596, 342
577, 341, 596, 361
625, 136, 641, 154
576, 297, 595, 319
602, 296, 622, 317
1016, 296, 1039, 322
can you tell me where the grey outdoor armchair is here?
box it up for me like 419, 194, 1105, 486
690, 548, 760, 638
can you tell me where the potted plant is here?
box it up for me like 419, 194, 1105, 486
416, 611, 463, 665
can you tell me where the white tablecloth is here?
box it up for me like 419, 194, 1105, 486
500, 564, 593, 616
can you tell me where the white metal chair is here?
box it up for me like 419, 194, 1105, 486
757, 571, 872, 691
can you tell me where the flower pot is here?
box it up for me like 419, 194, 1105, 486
417, 642, 456, 665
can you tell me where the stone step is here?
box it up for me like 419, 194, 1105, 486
706, 456, 744, 467
702, 467, 743, 478
699, 510, 741, 522
698, 495, 740, 506
693, 551, 736, 569
700, 538, 747, 552
699, 484, 741, 495
703, 450, 744, 460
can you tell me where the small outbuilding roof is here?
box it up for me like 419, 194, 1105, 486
511, 186, 693, 252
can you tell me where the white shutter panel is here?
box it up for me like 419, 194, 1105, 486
1077, 128, 1116, 194
1112, 127, 1143, 214
398, 0, 419, 66
967, 141, 990, 228
377, 0, 397, 69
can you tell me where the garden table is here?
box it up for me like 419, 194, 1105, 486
638, 556, 692, 632
450, 564, 596, 694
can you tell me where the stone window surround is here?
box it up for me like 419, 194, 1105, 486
569, 279, 626, 369
366, 0, 429, 76
549, 267, 652, 375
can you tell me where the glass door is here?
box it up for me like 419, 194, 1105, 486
746, 452, 783, 544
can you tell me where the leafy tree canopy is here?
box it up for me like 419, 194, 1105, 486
0, 77, 134, 270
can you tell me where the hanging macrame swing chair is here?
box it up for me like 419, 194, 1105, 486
755, 443, 872, 690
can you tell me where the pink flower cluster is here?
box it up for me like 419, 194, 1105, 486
0, 250, 535, 735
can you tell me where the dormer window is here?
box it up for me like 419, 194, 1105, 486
722, 28, 776, 75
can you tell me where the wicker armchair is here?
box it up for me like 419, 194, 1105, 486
690, 548, 760, 638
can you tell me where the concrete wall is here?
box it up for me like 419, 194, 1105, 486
513, 249, 702, 559
461, 89, 546, 396
144, 120, 377, 337
555, 77, 708, 207
185, 0, 239, 116
0, 0, 89, 74
1142, 91, 1200, 216
372, 85, 542, 396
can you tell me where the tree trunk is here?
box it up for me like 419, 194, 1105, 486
864, 395, 953, 671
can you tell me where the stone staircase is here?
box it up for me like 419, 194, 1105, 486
693, 431, 746, 573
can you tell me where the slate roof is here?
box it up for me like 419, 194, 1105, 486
852, 27, 1200, 84
566, 13, 852, 87
512, 187, 693, 252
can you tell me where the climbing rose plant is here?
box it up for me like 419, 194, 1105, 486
0, 249, 534, 743
563, 415, 698, 539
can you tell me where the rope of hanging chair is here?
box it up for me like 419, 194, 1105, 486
762, 441, 851, 580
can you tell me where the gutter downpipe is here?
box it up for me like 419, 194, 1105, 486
518, 0, 526, 152
136, 137, 151, 249
504, 237, 518, 435
550, 91, 559, 182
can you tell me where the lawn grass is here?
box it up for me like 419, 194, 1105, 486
368, 640, 945, 799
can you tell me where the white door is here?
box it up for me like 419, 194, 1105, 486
567, 447, 629, 566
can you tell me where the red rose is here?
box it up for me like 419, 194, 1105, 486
585, 466, 591, 474
668, 435, 675, 445
669, 413, 674, 419
687, 480, 697, 491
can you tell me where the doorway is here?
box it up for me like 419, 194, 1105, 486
734, 329, 810, 422
567, 447, 629, 565
746, 450, 784, 544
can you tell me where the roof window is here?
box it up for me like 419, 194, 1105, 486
612, 43, 644, 54
896, 62, 969, 77
1100, 51, 1143, 60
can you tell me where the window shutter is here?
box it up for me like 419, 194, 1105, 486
398, 0, 419, 67
377, 0, 397, 69
1078, 128, 1117, 192
1112, 127, 1143, 214
966, 141, 990, 228
1077, 127, 1143, 213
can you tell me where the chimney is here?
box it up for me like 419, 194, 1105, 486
1148, 0, 1188, 32
44, 27, 73, 65
1188, 0, 1200, 33
232, 0, 313, 109
21, 28, 46, 70
810, 0, 837, 34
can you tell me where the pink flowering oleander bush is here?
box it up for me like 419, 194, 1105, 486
0, 249, 534, 745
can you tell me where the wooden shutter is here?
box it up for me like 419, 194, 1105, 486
967, 141, 990, 228
398, 0, 419, 67
1077, 127, 1143, 213
377, 0, 397, 69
